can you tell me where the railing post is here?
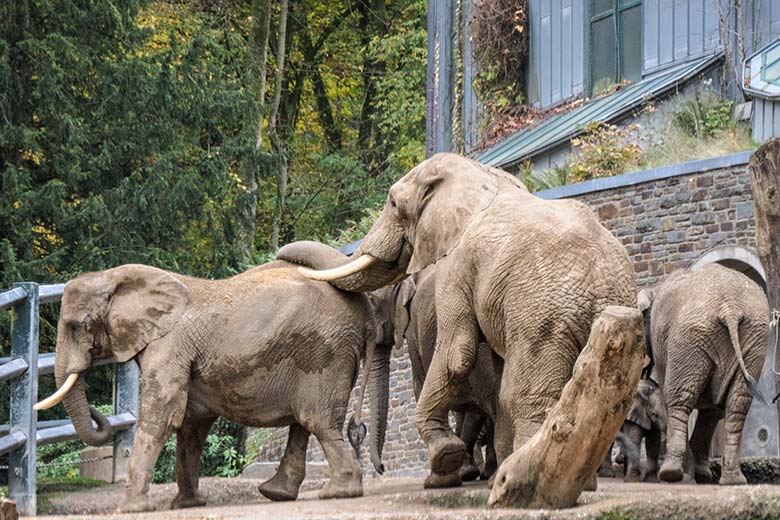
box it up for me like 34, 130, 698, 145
112, 360, 139, 482
9, 282, 39, 516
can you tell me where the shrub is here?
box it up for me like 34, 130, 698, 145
674, 90, 735, 138
569, 122, 644, 182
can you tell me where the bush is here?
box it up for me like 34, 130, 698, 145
674, 90, 735, 138
152, 417, 249, 484
569, 122, 644, 181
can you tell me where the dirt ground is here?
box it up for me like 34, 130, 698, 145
33, 475, 780, 520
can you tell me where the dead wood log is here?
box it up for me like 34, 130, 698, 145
487, 305, 644, 509
749, 140, 780, 320
0, 498, 18, 520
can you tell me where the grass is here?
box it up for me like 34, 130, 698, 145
642, 122, 756, 170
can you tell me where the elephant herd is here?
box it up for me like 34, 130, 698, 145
33, 153, 771, 512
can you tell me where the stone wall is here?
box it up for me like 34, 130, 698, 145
250, 151, 771, 477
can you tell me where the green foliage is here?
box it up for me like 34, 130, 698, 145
569, 122, 644, 181
675, 90, 735, 138
518, 161, 572, 192
595, 507, 640, 520
153, 418, 250, 483
471, 0, 529, 116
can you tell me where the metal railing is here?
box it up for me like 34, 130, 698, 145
0, 282, 139, 516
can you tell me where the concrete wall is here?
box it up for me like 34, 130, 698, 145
251, 151, 778, 477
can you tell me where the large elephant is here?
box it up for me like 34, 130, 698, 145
638, 263, 769, 485
297, 153, 636, 495
34, 262, 389, 512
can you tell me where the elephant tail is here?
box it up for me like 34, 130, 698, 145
722, 313, 766, 405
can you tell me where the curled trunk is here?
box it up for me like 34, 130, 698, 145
369, 342, 391, 474
55, 353, 112, 447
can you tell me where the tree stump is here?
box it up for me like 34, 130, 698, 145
749, 140, 780, 317
487, 306, 644, 509
0, 498, 18, 520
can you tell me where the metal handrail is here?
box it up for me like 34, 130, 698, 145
0, 282, 139, 516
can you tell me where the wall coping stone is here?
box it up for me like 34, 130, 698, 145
535, 151, 753, 200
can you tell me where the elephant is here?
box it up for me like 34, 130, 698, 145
617, 378, 667, 482
296, 152, 636, 499
277, 242, 499, 486
33, 262, 390, 512
638, 263, 769, 485
399, 265, 499, 485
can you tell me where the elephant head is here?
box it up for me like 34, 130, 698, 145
35, 264, 188, 446
298, 153, 525, 291
276, 241, 397, 474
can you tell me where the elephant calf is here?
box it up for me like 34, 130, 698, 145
618, 378, 667, 482
639, 263, 769, 485
34, 262, 387, 512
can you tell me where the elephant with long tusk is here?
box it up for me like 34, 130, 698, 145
297, 153, 636, 504
37, 261, 390, 513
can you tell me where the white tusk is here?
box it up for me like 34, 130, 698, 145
33, 373, 79, 411
298, 255, 377, 281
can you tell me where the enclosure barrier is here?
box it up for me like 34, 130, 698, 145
0, 282, 139, 516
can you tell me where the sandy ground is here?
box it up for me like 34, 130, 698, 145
32, 475, 780, 520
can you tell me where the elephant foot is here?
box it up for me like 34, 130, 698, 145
584, 473, 598, 491
424, 472, 462, 489
659, 459, 684, 483
428, 434, 467, 477
117, 496, 155, 513
258, 471, 303, 502
719, 467, 747, 486
480, 464, 496, 481
171, 491, 207, 509
624, 469, 641, 483
598, 465, 616, 478
694, 464, 714, 484
458, 461, 481, 482
319, 474, 363, 499
643, 469, 659, 483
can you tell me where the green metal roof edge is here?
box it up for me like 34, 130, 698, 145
474, 53, 724, 169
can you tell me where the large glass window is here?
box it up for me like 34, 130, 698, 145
590, 0, 642, 95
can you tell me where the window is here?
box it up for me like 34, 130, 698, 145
590, 0, 642, 95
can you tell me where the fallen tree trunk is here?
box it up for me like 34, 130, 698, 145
487, 305, 644, 509
749, 140, 780, 321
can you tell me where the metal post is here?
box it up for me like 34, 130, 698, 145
462, 0, 478, 152
113, 360, 139, 482
426, 0, 438, 157
9, 282, 39, 516
435, 0, 455, 154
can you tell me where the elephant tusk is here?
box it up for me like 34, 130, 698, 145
384, 271, 409, 287
33, 373, 79, 411
298, 254, 377, 281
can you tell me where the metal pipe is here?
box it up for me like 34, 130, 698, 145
36, 413, 136, 447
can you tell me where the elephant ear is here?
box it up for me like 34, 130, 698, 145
104, 264, 189, 362
407, 155, 500, 273
626, 390, 652, 430
393, 276, 417, 353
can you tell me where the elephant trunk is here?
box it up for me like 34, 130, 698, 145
55, 352, 112, 447
369, 342, 391, 474
281, 240, 408, 293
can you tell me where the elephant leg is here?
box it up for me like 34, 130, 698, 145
258, 423, 310, 501
415, 301, 478, 487
171, 415, 216, 509
644, 428, 662, 482
481, 419, 497, 481
598, 442, 615, 478
689, 408, 721, 484
720, 382, 752, 485
623, 423, 643, 483
458, 413, 484, 482
119, 370, 188, 513
313, 427, 363, 499
659, 353, 712, 483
